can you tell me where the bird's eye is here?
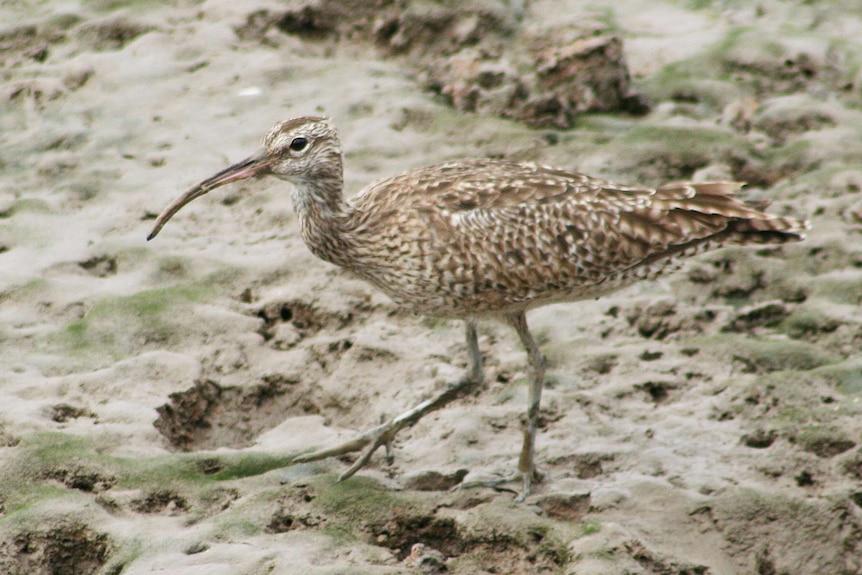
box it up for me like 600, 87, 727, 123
289, 137, 308, 152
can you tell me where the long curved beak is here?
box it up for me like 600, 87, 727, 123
147, 149, 268, 241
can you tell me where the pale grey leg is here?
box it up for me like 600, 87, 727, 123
463, 319, 483, 383
506, 311, 546, 501
293, 320, 484, 478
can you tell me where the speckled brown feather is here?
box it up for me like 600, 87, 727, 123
150, 116, 809, 317
342, 157, 807, 316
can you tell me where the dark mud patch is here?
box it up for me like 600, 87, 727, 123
754, 107, 836, 146
791, 426, 856, 459
256, 298, 356, 349
741, 428, 778, 449
0, 521, 111, 575
284, 479, 570, 573
78, 255, 117, 277
722, 40, 849, 102
722, 300, 789, 333
50, 403, 94, 423
235, 1, 647, 128
199, 486, 241, 515
44, 465, 116, 493
369, 509, 566, 572
267, 484, 325, 534
635, 380, 680, 405
535, 491, 591, 522
687, 250, 775, 301
154, 374, 318, 451
547, 452, 615, 479
130, 489, 189, 515
626, 540, 709, 575
402, 469, 469, 492
625, 300, 714, 340
583, 352, 619, 375
266, 507, 323, 533
370, 513, 463, 559
257, 300, 328, 339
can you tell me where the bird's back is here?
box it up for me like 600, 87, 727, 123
343, 159, 807, 316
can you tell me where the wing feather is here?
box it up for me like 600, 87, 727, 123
348, 158, 807, 313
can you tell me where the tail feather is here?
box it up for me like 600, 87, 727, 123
656, 181, 809, 245
728, 215, 809, 243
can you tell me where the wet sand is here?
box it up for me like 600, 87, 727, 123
1, 1, 861, 573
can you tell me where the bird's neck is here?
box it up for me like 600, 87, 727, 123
290, 172, 360, 269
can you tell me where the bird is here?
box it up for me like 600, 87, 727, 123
148, 116, 809, 500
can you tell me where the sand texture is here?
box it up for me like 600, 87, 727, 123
2, 0, 862, 573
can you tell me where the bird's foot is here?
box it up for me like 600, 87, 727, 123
290, 416, 398, 479
291, 374, 482, 479
454, 467, 544, 501
338, 418, 399, 481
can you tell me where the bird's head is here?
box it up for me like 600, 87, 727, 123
262, 116, 342, 183
147, 116, 342, 241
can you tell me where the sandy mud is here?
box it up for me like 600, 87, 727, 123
1, 0, 861, 573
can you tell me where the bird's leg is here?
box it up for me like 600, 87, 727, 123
463, 319, 484, 384
508, 311, 547, 501
454, 312, 546, 500
292, 320, 484, 480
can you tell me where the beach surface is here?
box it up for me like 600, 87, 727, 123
1, 1, 861, 573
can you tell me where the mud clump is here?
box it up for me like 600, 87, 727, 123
154, 374, 318, 451
635, 380, 680, 405
0, 17, 76, 66
44, 465, 116, 493
78, 255, 117, 277
428, 32, 649, 128
420, 27, 649, 128
792, 426, 856, 458
235, 1, 648, 128
625, 299, 712, 340
130, 489, 189, 515
267, 485, 325, 534
741, 428, 778, 449
534, 491, 591, 522
266, 508, 323, 533
368, 508, 565, 572
257, 300, 329, 338
256, 299, 355, 349
50, 403, 94, 423
547, 452, 614, 479
626, 540, 709, 575
0, 521, 111, 575
722, 300, 789, 333
723, 41, 848, 101
402, 469, 469, 491
370, 514, 462, 559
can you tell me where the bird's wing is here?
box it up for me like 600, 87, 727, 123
347, 159, 805, 310
409, 160, 758, 252
354, 158, 622, 210
353, 158, 791, 266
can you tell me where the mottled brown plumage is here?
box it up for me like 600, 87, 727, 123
149, 116, 808, 500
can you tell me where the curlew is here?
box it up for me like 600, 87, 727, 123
148, 116, 808, 500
